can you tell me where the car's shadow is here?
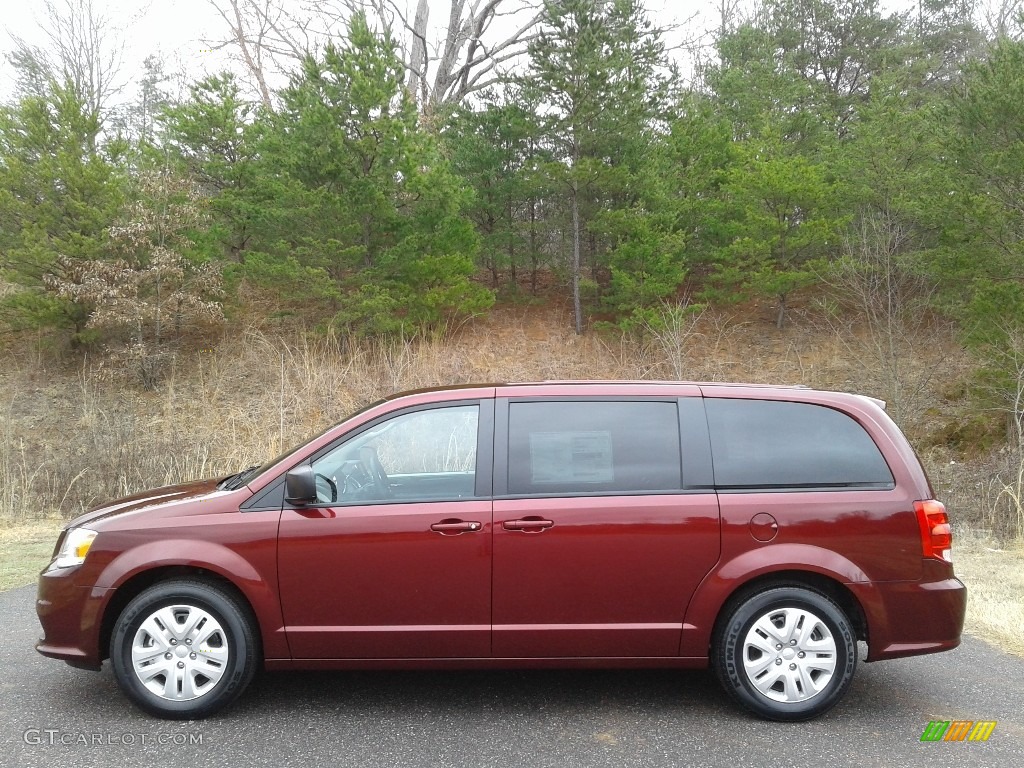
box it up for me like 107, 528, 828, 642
46, 664, 734, 722
240, 667, 728, 716
42, 643, 913, 725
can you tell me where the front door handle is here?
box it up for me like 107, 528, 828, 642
430, 520, 482, 535
502, 517, 554, 532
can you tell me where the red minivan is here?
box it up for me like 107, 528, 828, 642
36, 382, 966, 720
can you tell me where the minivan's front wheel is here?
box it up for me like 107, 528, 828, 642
713, 586, 857, 721
110, 579, 258, 719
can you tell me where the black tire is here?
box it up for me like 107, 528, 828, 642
712, 586, 857, 721
110, 579, 259, 719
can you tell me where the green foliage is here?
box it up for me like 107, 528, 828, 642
159, 14, 492, 336
4, 0, 1024, 440
274, 15, 414, 270
222, 251, 338, 303
444, 84, 549, 290
160, 73, 272, 264
523, 0, 675, 332
941, 40, 1024, 426
268, 12, 491, 335
0, 81, 124, 337
706, 23, 829, 147
945, 39, 1024, 274
598, 96, 739, 328
708, 0, 907, 142
713, 133, 844, 327
962, 280, 1024, 424
43, 169, 224, 350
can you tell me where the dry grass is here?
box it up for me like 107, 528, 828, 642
0, 519, 62, 591
924, 448, 1024, 541
5, 304, 865, 522
0, 302, 988, 524
953, 537, 1024, 657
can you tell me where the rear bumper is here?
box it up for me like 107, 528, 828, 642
35, 568, 109, 671
850, 569, 967, 662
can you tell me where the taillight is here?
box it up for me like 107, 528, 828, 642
914, 500, 952, 563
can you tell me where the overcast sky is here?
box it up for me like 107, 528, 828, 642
0, 0, 718, 106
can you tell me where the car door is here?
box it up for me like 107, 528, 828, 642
277, 399, 493, 659
491, 394, 720, 658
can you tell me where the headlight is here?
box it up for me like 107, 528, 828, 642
49, 528, 98, 570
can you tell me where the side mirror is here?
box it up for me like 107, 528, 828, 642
284, 464, 317, 505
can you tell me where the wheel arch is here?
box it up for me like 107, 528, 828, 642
710, 570, 868, 651
681, 553, 871, 658
99, 566, 263, 665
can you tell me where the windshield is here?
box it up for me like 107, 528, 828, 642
242, 398, 388, 484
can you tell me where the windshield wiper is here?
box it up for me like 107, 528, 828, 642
219, 465, 260, 491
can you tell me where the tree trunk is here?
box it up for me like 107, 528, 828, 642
571, 183, 583, 335
363, 217, 373, 269
406, 0, 430, 104
508, 202, 517, 285
154, 273, 162, 346
1008, 410, 1023, 446
530, 197, 538, 294
589, 230, 598, 282
776, 293, 787, 330
227, 0, 273, 110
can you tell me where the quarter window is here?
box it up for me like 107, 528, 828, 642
507, 400, 682, 495
705, 399, 894, 489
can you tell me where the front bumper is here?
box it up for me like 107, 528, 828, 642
35, 567, 111, 671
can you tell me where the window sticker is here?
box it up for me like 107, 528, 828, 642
529, 431, 614, 484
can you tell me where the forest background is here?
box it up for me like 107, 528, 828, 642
1, 0, 1023, 650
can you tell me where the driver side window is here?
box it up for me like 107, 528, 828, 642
311, 404, 479, 504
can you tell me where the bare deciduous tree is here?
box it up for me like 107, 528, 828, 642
978, 0, 1024, 39
6, 0, 125, 135
820, 210, 945, 427
206, 0, 289, 109
204, 0, 543, 110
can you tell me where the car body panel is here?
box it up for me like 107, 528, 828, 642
492, 493, 720, 657
40, 499, 288, 663
277, 500, 492, 658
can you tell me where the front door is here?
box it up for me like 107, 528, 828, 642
278, 401, 492, 659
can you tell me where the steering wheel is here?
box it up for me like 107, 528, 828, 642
359, 445, 392, 498
314, 472, 338, 504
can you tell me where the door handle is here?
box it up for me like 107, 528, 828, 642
430, 520, 482, 534
502, 518, 554, 532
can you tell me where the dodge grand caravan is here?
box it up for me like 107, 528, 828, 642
36, 382, 966, 721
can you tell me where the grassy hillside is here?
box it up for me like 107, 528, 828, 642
0, 300, 1018, 537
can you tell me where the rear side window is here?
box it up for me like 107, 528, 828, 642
507, 400, 681, 495
705, 399, 894, 490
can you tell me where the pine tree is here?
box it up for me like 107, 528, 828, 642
523, 0, 671, 333
0, 81, 124, 339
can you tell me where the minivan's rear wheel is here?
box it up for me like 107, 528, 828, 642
110, 579, 258, 719
712, 586, 857, 721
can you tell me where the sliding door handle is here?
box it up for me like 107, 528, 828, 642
502, 518, 554, 532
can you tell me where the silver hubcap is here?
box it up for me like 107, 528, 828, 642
742, 607, 837, 703
131, 605, 230, 701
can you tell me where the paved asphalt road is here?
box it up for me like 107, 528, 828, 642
1, 584, 1022, 768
